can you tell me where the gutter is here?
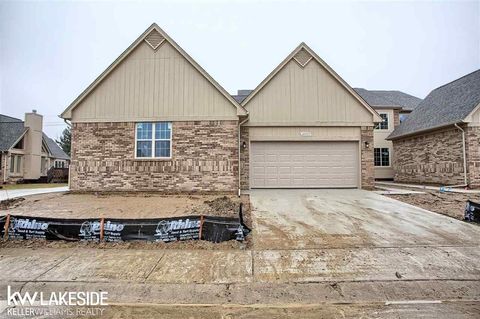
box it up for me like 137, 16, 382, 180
238, 115, 249, 196
387, 121, 466, 141
64, 119, 72, 190
454, 123, 468, 186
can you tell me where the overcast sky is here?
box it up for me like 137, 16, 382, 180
0, 0, 479, 139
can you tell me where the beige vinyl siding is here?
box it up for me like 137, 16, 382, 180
465, 103, 480, 124
245, 59, 373, 126
373, 109, 394, 179
72, 41, 237, 122
249, 127, 361, 141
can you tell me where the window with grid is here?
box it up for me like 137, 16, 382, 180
136, 122, 172, 158
9, 155, 22, 173
374, 148, 390, 167
374, 113, 389, 130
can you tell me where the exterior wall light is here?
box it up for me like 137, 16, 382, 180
242, 141, 247, 149
364, 141, 370, 149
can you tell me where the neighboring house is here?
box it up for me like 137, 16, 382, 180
0, 111, 70, 184
354, 89, 422, 179
388, 69, 480, 188
60, 23, 380, 193
232, 90, 253, 103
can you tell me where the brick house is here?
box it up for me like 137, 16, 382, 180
0, 112, 70, 184
60, 23, 381, 193
388, 69, 480, 187
353, 89, 421, 180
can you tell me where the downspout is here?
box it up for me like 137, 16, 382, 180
2, 152, 6, 183
238, 115, 249, 197
454, 123, 468, 186
64, 119, 71, 189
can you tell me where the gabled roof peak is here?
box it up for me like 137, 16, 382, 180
60, 23, 247, 119
240, 42, 381, 122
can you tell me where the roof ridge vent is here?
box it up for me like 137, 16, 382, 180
145, 29, 165, 50
293, 48, 313, 68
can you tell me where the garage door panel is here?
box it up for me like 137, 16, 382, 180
265, 167, 277, 174
251, 141, 359, 188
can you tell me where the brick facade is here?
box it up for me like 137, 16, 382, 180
392, 126, 465, 185
71, 121, 239, 193
361, 126, 375, 189
239, 127, 249, 190
71, 122, 376, 192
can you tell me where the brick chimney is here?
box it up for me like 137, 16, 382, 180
23, 110, 43, 179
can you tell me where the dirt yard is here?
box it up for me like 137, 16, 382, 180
0, 192, 252, 250
0, 192, 249, 220
385, 188, 480, 220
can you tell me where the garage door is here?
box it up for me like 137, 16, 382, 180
250, 141, 359, 188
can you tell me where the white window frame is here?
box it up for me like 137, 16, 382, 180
374, 147, 391, 167
135, 122, 172, 159
10, 155, 22, 174
375, 113, 389, 130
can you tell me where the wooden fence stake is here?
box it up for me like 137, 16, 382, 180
3, 214, 11, 240
199, 215, 204, 240
100, 218, 105, 242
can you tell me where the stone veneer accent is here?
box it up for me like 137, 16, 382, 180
392, 126, 465, 185
466, 126, 480, 188
71, 121, 239, 193
239, 127, 249, 190
361, 126, 375, 189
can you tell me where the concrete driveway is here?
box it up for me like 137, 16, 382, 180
250, 189, 480, 287
250, 189, 480, 250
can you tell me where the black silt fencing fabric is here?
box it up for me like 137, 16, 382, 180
465, 200, 480, 223
103, 216, 202, 242
0, 215, 6, 237
6, 216, 101, 241
1, 208, 250, 243
201, 204, 251, 243
202, 217, 246, 243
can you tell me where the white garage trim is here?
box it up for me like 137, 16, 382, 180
250, 141, 360, 189
248, 126, 361, 141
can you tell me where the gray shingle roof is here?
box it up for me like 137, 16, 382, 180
0, 114, 23, 123
0, 122, 27, 151
354, 88, 422, 111
232, 89, 253, 104
388, 69, 480, 140
43, 134, 70, 160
